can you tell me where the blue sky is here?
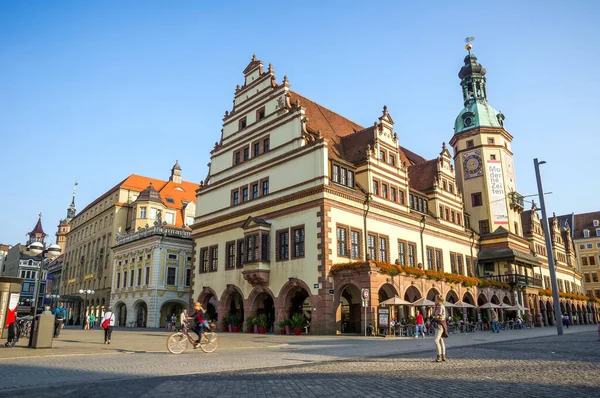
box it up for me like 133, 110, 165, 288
1, 1, 598, 245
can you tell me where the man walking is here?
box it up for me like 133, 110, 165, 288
53, 302, 67, 338
491, 310, 500, 333
415, 311, 425, 338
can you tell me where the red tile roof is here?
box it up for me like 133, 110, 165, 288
573, 211, 600, 239
407, 160, 438, 193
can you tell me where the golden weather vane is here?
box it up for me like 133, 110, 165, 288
465, 37, 475, 53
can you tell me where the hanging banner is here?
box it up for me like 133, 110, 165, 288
487, 160, 509, 225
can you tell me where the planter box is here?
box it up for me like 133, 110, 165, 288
258, 327, 267, 334
280, 329, 286, 335
293, 328, 302, 335
232, 326, 241, 333
247, 328, 254, 333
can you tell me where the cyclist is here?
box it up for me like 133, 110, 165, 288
188, 302, 210, 349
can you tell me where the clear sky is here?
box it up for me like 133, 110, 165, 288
1, 0, 598, 246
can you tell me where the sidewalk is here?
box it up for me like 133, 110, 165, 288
1, 323, 597, 360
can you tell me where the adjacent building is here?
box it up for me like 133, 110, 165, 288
190, 51, 597, 334
59, 162, 197, 325
110, 180, 196, 328
573, 211, 600, 299
0, 244, 9, 274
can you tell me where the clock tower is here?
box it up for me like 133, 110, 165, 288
449, 44, 524, 237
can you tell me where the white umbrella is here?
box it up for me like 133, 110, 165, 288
453, 300, 477, 309
500, 303, 516, 310
380, 296, 412, 306
443, 301, 457, 308
412, 298, 436, 307
479, 302, 502, 309
513, 303, 529, 311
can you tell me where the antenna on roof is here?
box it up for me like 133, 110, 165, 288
464, 37, 475, 54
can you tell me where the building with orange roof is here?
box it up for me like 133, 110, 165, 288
59, 162, 198, 325
191, 53, 596, 335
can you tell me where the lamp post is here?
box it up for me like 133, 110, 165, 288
46, 294, 60, 310
533, 158, 563, 336
26, 241, 61, 347
79, 289, 95, 329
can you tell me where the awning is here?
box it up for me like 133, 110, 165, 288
478, 247, 541, 265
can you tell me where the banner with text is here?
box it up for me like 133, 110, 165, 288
487, 160, 509, 225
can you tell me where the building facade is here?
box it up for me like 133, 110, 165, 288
2, 216, 49, 315
0, 244, 9, 274
191, 51, 596, 334
110, 181, 195, 328
573, 211, 600, 299
59, 162, 197, 325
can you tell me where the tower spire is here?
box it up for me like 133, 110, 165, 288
67, 182, 77, 221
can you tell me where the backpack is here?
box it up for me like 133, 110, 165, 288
56, 308, 65, 320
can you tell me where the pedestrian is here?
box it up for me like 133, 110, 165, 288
415, 311, 425, 339
89, 314, 95, 329
102, 307, 115, 344
562, 314, 569, 329
53, 302, 67, 338
166, 314, 171, 331
491, 310, 500, 333
433, 295, 448, 362
84, 314, 91, 330
180, 309, 188, 330
171, 314, 177, 331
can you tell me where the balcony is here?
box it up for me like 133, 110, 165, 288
508, 192, 525, 211
486, 273, 543, 288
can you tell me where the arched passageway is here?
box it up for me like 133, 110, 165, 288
160, 301, 186, 328
133, 300, 148, 327
339, 284, 361, 334
115, 302, 127, 327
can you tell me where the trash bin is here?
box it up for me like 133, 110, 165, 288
31, 313, 55, 348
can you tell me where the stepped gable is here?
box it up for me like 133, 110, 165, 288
407, 159, 438, 193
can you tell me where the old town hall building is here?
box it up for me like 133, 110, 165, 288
191, 50, 598, 334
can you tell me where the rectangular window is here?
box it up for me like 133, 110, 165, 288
337, 227, 348, 256
263, 138, 270, 152
582, 257, 588, 266
590, 256, 597, 266
116, 273, 121, 288
332, 165, 340, 183
457, 213, 462, 225
186, 216, 194, 226
235, 151, 241, 165
210, 246, 218, 272
378, 237, 387, 262
435, 249, 443, 271
246, 235, 256, 262
242, 187, 249, 202
137, 268, 142, 286
390, 187, 397, 202
226, 242, 236, 269
389, 155, 395, 166
239, 117, 247, 130
450, 253, 457, 274
398, 241, 406, 265
488, 137, 495, 144
130, 270, 134, 286
373, 180, 379, 195
278, 231, 289, 260
150, 208, 157, 219
379, 150, 385, 161
262, 180, 269, 196
145, 267, 150, 285
293, 228, 305, 258
347, 171, 354, 188
232, 190, 239, 205
261, 234, 269, 261
200, 248, 209, 273
426, 248, 433, 270
479, 220, 490, 234
351, 230, 361, 259
466, 140, 474, 148
368, 235, 376, 261
340, 168, 347, 186
185, 269, 191, 287
457, 254, 464, 275
236, 240, 245, 268
167, 267, 176, 286
165, 213, 174, 225
472, 192, 483, 207
382, 184, 388, 199
593, 273, 599, 283
399, 190, 405, 205
254, 142, 261, 157
140, 207, 147, 218
256, 107, 265, 121
252, 184, 259, 199
243, 147, 249, 161
407, 243, 416, 267
584, 273, 591, 283
445, 208, 450, 221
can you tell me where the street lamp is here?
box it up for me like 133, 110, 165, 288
46, 294, 60, 310
533, 158, 563, 336
26, 241, 61, 347
79, 289, 95, 329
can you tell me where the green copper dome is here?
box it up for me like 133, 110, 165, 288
454, 52, 505, 134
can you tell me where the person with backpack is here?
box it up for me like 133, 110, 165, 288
101, 307, 115, 344
53, 302, 67, 338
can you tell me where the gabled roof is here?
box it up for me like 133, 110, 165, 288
408, 160, 438, 193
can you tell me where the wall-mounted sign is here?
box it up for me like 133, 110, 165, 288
487, 160, 509, 225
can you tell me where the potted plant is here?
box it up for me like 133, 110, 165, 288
278, 319, 287, 335
246, 316, 255, 333
291, 313, 305, 335
229, 314, 242, 332
282, 318, 292, 335
256, 314, 268, 334
222, 315, 231, 332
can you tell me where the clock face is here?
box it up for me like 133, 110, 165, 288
463, 150, 483, 179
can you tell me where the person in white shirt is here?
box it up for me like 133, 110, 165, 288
180, 309, 188, 330
101, 307, 116, 344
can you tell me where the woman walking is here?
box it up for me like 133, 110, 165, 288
102, 307, 115, 344
433, 295, 448, 362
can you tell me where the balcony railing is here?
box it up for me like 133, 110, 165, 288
116, 226, 192, 245
486, 273, 543, 288
509, 192, 525, 210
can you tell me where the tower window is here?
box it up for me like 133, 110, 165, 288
466, 140, 474, 148
472, 192, 483, 207
490, 155, 496, 160
479, 220, 490, 234
487, 138, 495, 144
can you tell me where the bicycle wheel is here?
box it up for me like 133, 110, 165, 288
199, 332, 219, 353
167, 332, 189, 354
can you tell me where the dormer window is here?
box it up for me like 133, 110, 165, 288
331, 163, 354, 188
583, 229, 590, 238
239, 117, 247, 130
594, 220, 599, 227
596, 229, 600, 237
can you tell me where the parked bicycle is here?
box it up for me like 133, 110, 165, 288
4, 316, 33, 347
167, 320, 218, 354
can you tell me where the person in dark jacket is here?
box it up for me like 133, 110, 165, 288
188, 302, 210, 348
53, 302, 67, 338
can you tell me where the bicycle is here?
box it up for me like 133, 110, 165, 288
167, 320, 219, 354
